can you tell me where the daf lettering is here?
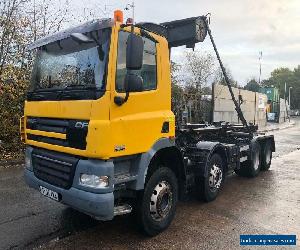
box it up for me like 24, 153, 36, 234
75, 122, 88, 129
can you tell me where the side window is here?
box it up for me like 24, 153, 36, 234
116, 31, 157, 92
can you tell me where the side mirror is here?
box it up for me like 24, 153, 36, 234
126, 33, 144, 70
125, 73, 143, 92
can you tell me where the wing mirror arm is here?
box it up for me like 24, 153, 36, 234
114, 86, 130, 106
114, 73, 143, 106
114, 33, 144, 106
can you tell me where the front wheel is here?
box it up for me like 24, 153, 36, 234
136, 167, 178, 236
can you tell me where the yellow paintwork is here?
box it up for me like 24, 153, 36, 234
26, 129, 66, 139
23, 22, 175, 160
20, 116, 25, 142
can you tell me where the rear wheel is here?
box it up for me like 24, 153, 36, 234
136, 167, 178, 236
235, 142, 261, 177
261, 140, 272, 171
198, 153, 224, 202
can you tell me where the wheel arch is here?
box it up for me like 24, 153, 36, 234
252, 135, 275, 162
211, 146, 229, 172
146, 146, 185, 194
134, 138, 185, 191
196, 141, 229, 177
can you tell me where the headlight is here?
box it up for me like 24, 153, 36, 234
79, 174, 109, 188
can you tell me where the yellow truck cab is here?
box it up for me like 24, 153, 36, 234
22, 15, 275, 236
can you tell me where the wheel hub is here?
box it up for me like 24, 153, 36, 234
150, 181, 173, 221
209, 164, 222, 190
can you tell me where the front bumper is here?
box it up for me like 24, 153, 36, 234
24, 169, 114, 220
24, 146, 116, 221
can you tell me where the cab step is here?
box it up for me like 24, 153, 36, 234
114, 204, 132, 216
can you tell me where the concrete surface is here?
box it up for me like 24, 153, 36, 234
0, 119, 300, 250
259, 120, 295, 133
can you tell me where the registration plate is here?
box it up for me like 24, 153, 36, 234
39, 186, 60, 201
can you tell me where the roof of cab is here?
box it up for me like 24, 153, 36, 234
27, 18, 114, 50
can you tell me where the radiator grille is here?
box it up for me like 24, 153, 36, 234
32, 148, 79, 189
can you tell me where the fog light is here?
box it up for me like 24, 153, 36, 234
80, 174, 109, 188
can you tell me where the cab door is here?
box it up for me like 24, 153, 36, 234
109, 29, 173, 157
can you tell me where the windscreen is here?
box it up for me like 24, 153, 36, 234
28, 28, 111, 100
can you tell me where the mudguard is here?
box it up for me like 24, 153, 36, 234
254, 134, 276, 152
187, 141, 229, 178
132, 138, 178, 190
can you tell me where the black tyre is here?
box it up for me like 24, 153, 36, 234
261, 140, 272, 171
198, 154, 224, 202
136, 167, 178, 236
235, 142, 261, 177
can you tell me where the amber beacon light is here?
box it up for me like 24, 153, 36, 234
114, 10, 124, 23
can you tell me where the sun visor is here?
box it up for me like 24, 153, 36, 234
27, 18, 114, 51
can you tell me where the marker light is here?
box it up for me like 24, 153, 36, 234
114, 10, 124, 24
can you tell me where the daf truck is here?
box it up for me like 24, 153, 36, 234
21, 13, 275, 236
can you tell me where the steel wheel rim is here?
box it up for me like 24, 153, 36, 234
209, 164, 223, 191
150, 181, 173, 221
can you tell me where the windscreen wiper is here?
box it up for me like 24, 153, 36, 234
27, 92, 46, 101
62, 84, 96, 90
58, 84, 98, 100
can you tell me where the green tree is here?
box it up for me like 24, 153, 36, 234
0, 0, 72, 157
244, 78, 260, 92
264, 68, 293, 97
263, 67, 300, 109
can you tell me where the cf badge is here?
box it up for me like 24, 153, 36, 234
75, 122, 89, 129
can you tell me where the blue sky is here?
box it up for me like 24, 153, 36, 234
70, 0, 300, 85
